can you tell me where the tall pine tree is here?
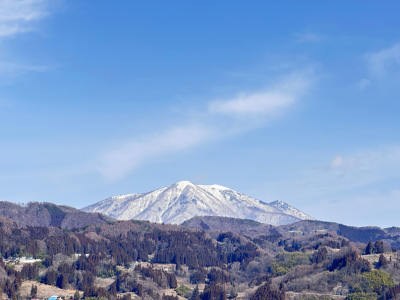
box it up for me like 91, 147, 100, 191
30, 285, 38, 298
366, 241, 373, 254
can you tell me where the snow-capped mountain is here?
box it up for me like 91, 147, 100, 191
81, 181, 314, 225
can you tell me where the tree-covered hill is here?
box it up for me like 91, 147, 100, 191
1, 217, 400, 300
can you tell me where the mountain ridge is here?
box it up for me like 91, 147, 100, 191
82, 181, 314, 225
0, 201, 115, 229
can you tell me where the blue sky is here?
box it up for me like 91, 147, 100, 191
1, 1, 400, 227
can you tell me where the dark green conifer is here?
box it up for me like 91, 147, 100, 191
73, 290, 80, 300
366, 240, 373, 254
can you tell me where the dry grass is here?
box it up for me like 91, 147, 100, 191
20, 280, 82, 299
94, 277, 115, 289
156, 289, 186, 300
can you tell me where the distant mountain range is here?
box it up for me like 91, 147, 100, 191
82, 181, 314, 225
182, 216, 400, 250
0, 201, 114, 229
0, 197, 399, 249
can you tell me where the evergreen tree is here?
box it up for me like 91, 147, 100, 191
44, 256, 53, 268
138, 284, 143, 297
280, 282, 286, 294
379, 254, 389, 268
56, 274, 68, 289
62, 274, 68, 289
73, 291, 80, 300
221, 291, 227, 300
374, 240, 384, 254
30, 285, 37, 298
366, 241, 373, 254
109, 281, 117, 295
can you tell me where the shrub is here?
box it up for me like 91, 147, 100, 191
363, 270, 395, 289
34, 260, 46, 269
345, 292, 378, 300
270, 252, 311, 276
97, 269, 115, 278
176, 285, 192, 297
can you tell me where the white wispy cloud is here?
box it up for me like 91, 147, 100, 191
295, 32, 324, 43
272, 146, 400, 199
326, 147, 400, 176
97, 71, 315, 181
0, 0, 50, 37
97, 125, 213, 181
366, 43, 400, 76
0, 0, 54, 81
299, 146, 400, 196
357, 78, 370, 89
262, 146, 400, 226
0, 59, 51, 80
209, 71, 314, 117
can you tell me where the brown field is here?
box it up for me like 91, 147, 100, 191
19, 280, 82, 299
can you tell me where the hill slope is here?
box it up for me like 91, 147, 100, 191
82, 181, 314, 225
0, 201, 115, 229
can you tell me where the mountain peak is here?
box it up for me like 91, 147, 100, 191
270, 200, 287, 206
82, 181, 314, 225
172, 180, 195, 188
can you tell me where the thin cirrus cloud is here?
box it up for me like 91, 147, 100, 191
355, 43, 400, 90
97, 71, 315, 181
0, 0, 50, 37
266, 146, 400, 218
356, 78, 370, 90
299, 147, 400, 226
309, 146, 400, 195
295, 32, 324, 43
366, 42, 400, 77
0, 0, 54, 81
97, 125, 213, 182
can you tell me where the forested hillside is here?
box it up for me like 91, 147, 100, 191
1, 217, 400, 300
184, 217, 400, 251
0, 202, 114, 229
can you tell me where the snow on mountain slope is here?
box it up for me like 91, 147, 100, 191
268, 200, 315, 220
81, 193, 144, 218
81, 181, 313, 225
269, 200, 315, 220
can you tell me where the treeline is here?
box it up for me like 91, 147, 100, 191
0, 222, 265, 299
365, 240, 385, 254
338, 224, 389, 244
279, 233, 351, 252
250, 279, 286, 300
0, 257, 22, 299
2, 219, 399, 300
111, 265, 178, 297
